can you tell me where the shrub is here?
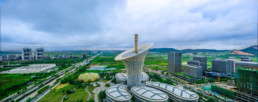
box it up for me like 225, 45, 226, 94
38, 85, 49, 94
105, 83, 110, 87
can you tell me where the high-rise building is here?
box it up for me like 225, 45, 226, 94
212, 59, 233, 73
187, 60, 204, 71
226, 59, 235, 73
168, 52, 182, 74
193, 56, 207, 70
22, 48, 32, 60
183, 64, 203, 79
36, 48, 44, 59
236, 68, 258, 96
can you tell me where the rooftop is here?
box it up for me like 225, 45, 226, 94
87, 65, 117, 71
1, 64, 56, 74
131, 86, 168, 101
146, 81, 199, 101
106, 84, 132, 101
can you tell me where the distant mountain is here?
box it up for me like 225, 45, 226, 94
149, 48, 178, 52
149, 48, 228, 53
180, 49, 228, 53
241, 45, 258, 55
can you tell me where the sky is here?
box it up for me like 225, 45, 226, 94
1, 0, 257, 51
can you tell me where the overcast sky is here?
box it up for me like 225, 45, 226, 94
1, 0, 257, 50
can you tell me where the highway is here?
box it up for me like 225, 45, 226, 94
1, 53, 101, 102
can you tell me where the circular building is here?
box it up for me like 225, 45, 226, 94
115, 72, 149, 84
146, 81, 199, 102
78, 73, 100, 83
115, 73, 127, 83
106, 84, 132, 102
131, 86, 168, 102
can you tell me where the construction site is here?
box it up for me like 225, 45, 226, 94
211, 66, 258, 102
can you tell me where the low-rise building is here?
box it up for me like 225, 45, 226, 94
131, 86, 168, 102
106, 84, 132, 102
146, 81, 199, 102
240, 57, 252, 62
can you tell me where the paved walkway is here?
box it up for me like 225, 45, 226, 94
85, 86, 91, 101
93, 82, 105, 102
94, 77, 114, 102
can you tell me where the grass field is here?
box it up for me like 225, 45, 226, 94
65, 88, 88, 102
39, 83, 76, 102
101, 80, 109, 83
39, 83, 90, 102
90, 52, 125, 73
0, 74, 33, 99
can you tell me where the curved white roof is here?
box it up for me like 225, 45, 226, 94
115, 72, 149, 82
131, 86, 168, 101
115, 43, 153, 61
115, 73, 127, 82
146, 81, 199, 101
106, 84, 132, 101
141, 72, 149, 81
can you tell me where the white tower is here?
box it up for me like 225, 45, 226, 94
115, 34, 153, 89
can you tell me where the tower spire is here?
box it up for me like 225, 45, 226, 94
135, 34, 138, 53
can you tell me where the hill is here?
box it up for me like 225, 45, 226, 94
241, 45, 258, 55
149, 48, 178, 52
231, 50, 254, 55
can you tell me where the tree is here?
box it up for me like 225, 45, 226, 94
207, 97, 216, 102
26, 98, 31, 102
99, 91, 106, 101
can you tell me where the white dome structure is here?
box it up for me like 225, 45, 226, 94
115, 72, 149, 84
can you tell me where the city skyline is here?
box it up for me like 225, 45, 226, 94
1, 0, 257, 50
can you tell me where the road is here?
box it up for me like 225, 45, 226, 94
33, 53, 101, 102
20, 74, 65, 102
1, 53, 102, 102
85, 86, 91, 101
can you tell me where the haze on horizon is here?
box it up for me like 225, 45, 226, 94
0, 0, 257, 51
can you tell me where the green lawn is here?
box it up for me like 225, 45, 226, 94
101, 80, 109, 83
175, 72, 193, 79
0, 74, 33, 100
146, 65, 167, 71
65, 88, 88, 102
39, 84, 76, 102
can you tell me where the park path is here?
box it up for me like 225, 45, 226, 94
94, 77, 114, 102
85, 86, 91, 101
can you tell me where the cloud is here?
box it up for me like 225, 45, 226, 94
1, 0, 257, 50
